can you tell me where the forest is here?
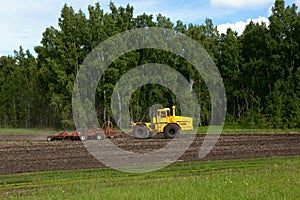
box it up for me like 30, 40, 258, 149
0, 0, 299, 129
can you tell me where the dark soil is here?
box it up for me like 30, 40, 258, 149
0, 133, 299, 175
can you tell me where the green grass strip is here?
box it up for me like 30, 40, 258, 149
1, 156, 299, 199
0, 128, 57, 135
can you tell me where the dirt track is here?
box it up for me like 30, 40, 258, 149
0, 133, 300, 175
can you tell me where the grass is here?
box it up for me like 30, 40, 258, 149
1, 156, 299, 199
1, 126, 299, 135
0, 128, 57, 135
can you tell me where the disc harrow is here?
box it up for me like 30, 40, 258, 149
47, 121, 128, 141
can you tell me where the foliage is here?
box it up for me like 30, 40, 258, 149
0, 0, 299, 129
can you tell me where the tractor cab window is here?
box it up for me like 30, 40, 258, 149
166, 110, 170, 117
160, 111, 166, 118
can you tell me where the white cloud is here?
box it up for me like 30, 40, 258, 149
0, 1, 61, 55
211, 0, 273, 9
0, 0, 98, 55
217, 16, 269, 35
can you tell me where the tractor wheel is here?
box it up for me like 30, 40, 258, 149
80, 135, 87, 141
164, 124, 180, 138
47, 136, 53, 141
133, 125, 150, 139
96, 134, 103, 140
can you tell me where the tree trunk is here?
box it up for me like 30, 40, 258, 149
117, 90, 122, 128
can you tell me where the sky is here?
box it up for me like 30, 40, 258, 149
0, 0, 299, 56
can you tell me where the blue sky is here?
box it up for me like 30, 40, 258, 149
0, 0, 299, 56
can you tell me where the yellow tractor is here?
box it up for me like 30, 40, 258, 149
132, 106, 193, 138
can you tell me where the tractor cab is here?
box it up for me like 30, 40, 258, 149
153, 106, 179, 123
157, 108, 169, 118
153, 108, 170, 123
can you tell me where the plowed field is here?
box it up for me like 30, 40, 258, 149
1, 133, 300, 175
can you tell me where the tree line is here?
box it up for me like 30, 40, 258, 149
0, 0, 299, 129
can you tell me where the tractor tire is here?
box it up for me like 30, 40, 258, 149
164, 124, 180, 138
133, 125, 150, 139
80, 135, 87, 141
47, 136, 53, 141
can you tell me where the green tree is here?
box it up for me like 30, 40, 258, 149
217, 29, 244, 122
